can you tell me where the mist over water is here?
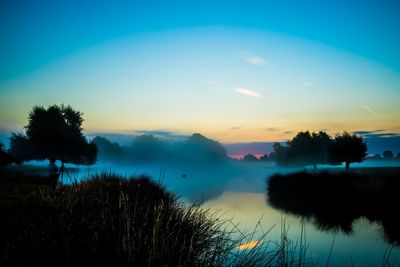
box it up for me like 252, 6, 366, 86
23, 158, 399, 265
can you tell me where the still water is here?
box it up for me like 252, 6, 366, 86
53, 160, 400, 265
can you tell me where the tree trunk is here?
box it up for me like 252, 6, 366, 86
345, 161, 350, 170
313, 164, 317, 170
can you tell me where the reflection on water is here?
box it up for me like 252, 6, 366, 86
205, 191, 399, 266
267, 170, 400, 246
236, 240, 261, 250
28, 160, 400, 265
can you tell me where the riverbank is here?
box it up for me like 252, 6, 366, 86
2, 166, 399, 265
0, 168, 302, 266
267, 168, 400, 246
0, 170, 230, 265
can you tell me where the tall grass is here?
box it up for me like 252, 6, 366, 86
1, 171, 315, 266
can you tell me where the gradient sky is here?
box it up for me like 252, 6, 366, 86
1, 0, 400, 142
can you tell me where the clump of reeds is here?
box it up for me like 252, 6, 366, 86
0, 170, 321, 266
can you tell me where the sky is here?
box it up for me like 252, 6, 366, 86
1, 0, 400, 144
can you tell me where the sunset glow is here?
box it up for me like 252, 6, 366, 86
1, 1, 399, 145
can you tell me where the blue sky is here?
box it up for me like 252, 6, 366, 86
1, 0, 400, 79
0, 0, 400, 143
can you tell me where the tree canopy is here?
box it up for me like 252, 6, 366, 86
243, 153, 258, 161
8, 105, 97, 165
93, 136, 122, 161
273, 142, 288, 166
273, 131, 367, 169
259, 153, 269, 161
383, 150, 394, 160
175, 133, 227, 163
0, 143, 19, 167
129, 134, 171, 162
328, 132, 367, 169
287, 131, 331, 169
273, 131, 331, 169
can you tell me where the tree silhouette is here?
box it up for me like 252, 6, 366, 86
328, 132, 367, 169
273, 131, 331, 168
383, 150, 394, 160
268, 152, 276, 161
243, 153, 258, 161
286, 131, 331, 169
0, 143, 18, 166
93, 136, 122, 162
273, 142, 288, 166
311, 131, 331, 167
129, 134, 171, 162
175, 133, 227, 163
8, 105, 97, 165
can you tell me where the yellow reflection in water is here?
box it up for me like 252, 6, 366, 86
236, 240, 261, 250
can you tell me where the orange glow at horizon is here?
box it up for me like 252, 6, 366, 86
229, 153, 265, 159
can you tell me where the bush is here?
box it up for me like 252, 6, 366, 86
0, 173, 235, 266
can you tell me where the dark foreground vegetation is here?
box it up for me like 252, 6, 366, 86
0, 169, 314, 267
0, 172, 229, 266
267, 168, 400, 246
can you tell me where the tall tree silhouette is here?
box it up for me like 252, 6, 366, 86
311, 131, 331, 168
274, 131, 331, 168
9, 105, 97, 165
273, 142, 288, 166
287, 131, 331, 169
383, 150, 394, 160
328, 132, 367, 169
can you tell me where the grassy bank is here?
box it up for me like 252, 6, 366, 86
0, 169, 314, 266
267, 169, 400, 245
0, 171, 230, 266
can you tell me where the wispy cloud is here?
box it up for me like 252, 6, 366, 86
207, 80, 218, 85
245, 55, 266, 66
265, 127, 278, 132
230, 126, 242, 130
352, 129, 399, 138
123, 130, 189, 140
366, 133, 400, 138
234, 87, 262, 98
241, 51, 267, 66
362, 105, 378, 117
353, 129, 385, 135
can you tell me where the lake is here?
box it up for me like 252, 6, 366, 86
41, 159, 400, 265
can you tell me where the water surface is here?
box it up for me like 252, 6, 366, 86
31, 160, 400, 265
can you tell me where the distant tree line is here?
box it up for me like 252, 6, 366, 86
93, 133, 227, 164
1, 105, 228, 167
366, 150, 400, 161
3, 104, 397, 169
243, 131, 368, 169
